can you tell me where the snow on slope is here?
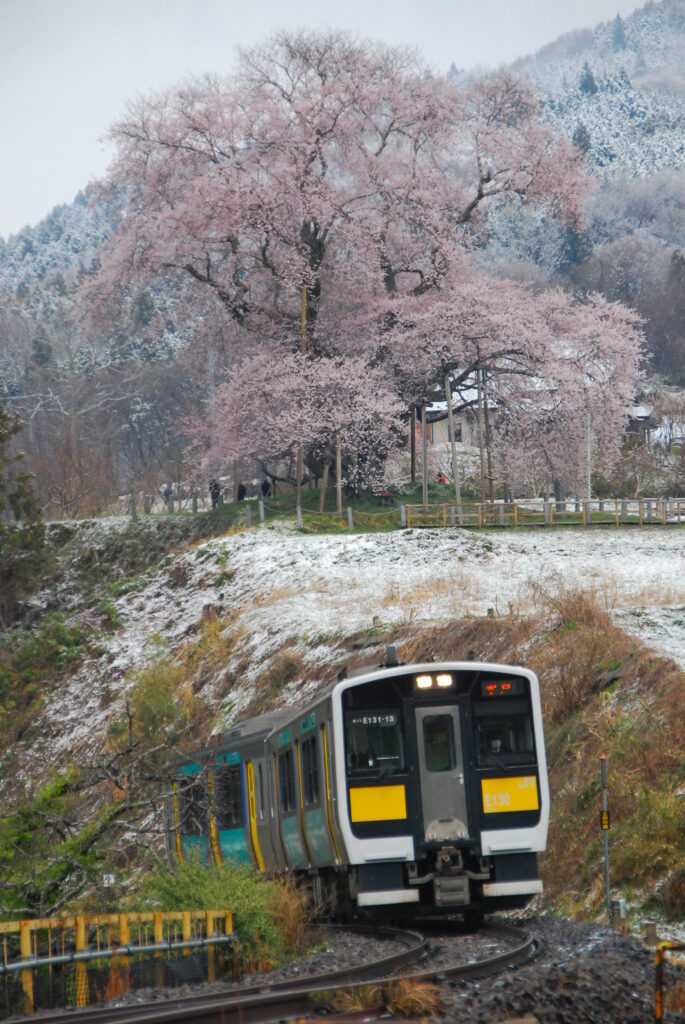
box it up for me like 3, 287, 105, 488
38, 522, 685, 769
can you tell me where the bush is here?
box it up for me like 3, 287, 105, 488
135, 857, 312, 969
0, 613, 91, 734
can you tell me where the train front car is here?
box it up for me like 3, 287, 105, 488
331, 661, 549, 917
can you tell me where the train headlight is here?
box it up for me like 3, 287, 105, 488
416, 674, 433, 689
436, 674, 453, 687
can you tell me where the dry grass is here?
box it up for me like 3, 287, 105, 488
389, 587, 685, 921
331, 977, 444, 1016
268, 876, 315, 954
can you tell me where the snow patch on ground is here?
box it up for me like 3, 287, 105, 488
34, 524, 685, 771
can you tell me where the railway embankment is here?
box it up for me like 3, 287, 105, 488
0, 514, 683, 941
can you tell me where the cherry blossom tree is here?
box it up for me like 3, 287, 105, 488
86, 30, 640, 492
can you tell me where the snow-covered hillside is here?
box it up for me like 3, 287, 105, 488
512, 0, 685, 177
0, 188, 112, 295
31, 520, 685, 780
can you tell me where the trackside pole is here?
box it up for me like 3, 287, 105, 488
600, 754, 611, 924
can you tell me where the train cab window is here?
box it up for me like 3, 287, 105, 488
216, 765, 244, 829
278, 749, 296, 813
474, 701, 535, 767
344, 710, 405, 777
301, 736, 320, 806
422, 715, 456, 772
179, 778, 206, 836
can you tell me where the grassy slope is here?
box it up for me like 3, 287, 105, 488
0, 511, 683, 926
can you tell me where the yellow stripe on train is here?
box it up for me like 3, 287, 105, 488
481, 776, 539, 814
349, 785, 407, 822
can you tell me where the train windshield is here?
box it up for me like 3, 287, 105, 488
344, 709, 405, 777
474, 700, 535, 767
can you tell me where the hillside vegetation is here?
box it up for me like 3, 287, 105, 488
0, 513, 683, 930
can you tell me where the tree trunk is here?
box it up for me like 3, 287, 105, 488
421, 403, 428, 507
319, 461, 330, 513
444, 373, 464, 526
410, 405, 416, 483
336, 434, 342, 515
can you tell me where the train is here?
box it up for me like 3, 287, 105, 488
164, 647, 549, 919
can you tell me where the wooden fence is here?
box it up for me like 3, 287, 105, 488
404, 497, 685, 530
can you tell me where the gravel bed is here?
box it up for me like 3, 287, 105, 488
10, 916, 685, 1022
440, 916, 685, 1024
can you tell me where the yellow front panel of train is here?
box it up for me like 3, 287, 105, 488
349, 785, 407, 822
481, 776, 539, 814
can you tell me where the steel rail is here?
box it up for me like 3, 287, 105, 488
7, 924, 426, 1024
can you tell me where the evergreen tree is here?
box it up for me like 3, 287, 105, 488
572, 122, 592, 154
0, 405, 45, 627
612, 14, 627, 49
579, 62, 598, 95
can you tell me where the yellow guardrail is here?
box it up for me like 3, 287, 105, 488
655, 941, 685, 1022
0, 910, 233, 1015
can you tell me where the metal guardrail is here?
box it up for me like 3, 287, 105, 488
655, 941, 685, 1022
0, 910, 233, 1015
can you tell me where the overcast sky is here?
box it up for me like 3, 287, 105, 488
1, 0, 646, 239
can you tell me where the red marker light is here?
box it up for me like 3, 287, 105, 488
486, 684, 497, 696
502, 682, 511, 691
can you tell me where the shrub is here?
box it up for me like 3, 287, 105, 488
135, 857, 312, 969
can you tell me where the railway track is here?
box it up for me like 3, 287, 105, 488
7, 921, 541, 1024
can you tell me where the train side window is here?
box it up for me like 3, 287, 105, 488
257, 763, 265, 819
278, 749, 296, 813
422, 715, 456, 772
179, 778, 206, 836
216, 765, 244, 829
301, 736, 320, 806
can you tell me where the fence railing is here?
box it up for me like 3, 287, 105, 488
403, 497, 685, 530
0, 910, 233, 1015
123, 493, 685, 533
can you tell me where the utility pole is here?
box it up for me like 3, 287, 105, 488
444, 373, 463, 525
587, 407, 592, 501
600, 754, 612, 924
482, 367, 495, 506
335, 433, 342, 515
477, 365, 486, 505
296, 286, 307, 510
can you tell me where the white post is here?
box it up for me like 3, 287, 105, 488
347, 507, 354, 531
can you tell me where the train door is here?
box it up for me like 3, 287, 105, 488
414, 706, 469, 842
